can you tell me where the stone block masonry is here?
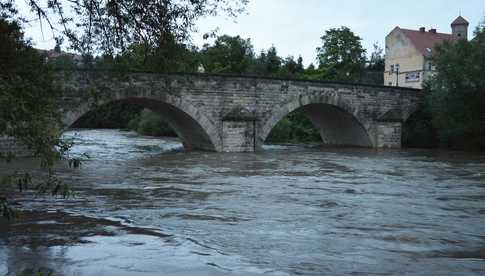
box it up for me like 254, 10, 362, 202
376, 122, 403, 148
222, 121, 256, 152
0, 71, 424, 154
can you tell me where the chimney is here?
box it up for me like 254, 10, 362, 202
419, 27, 426, 32
429, 28, 437, 34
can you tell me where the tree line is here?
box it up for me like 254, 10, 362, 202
52, 28, 385, 83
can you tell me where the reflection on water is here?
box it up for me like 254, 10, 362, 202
1, 129, 485, 275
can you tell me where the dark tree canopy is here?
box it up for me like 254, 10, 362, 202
250, 46, 282, 75
0, 13, 65, 166
426, 19, 485, 150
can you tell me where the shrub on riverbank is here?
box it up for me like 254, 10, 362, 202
267, 111, 321, 143
128, 110, 176, 137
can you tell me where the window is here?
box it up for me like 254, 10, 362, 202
405, 72, 420, 82
390, 65, 394, 73
427, 62, 433, 71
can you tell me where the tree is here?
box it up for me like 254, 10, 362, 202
426, 18, 485, 150
264, 46, 282, 74
280, 55, 305, 77
114, 39, 200, 73
367, 42, 385, 71
251, 46, 282, 75
200, 35, 254, 73
0, 11, 64, 166
316, 26, 366, 81
297, 56, 305, 73
19, 0, 248, 55
0, 5, 76, 218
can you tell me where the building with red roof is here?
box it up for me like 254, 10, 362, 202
384, 16, 469, 88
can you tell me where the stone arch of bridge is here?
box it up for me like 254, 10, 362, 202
63, 95, 221, 152
259, 94, 374, 148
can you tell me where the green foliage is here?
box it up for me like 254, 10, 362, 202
249, 46, 282, 75
316, 26, 367, 81
200, 35, 255, 73
267, 111, 321, 143
278, 56, 305, 77
70, 38, 201, 74
122, 40, 201, 73
0, 9, 82, 219
0, 16, 66, 168
128, 110, 176, 137
426, 22, 485, 150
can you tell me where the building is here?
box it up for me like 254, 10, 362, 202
384, 16, 469, 88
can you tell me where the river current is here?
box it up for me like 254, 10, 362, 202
1, 129, 485, 275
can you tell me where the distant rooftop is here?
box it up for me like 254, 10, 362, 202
399, 28, 454, 57
451, 16, 470, 26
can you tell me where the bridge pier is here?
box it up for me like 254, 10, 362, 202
375, 122, 402, 148
221, 107, 258, 152
221, 121, 257, 152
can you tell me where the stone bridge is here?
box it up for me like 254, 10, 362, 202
57, 70, 424, 152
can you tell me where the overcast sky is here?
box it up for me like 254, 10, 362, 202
20, 0, 484, 66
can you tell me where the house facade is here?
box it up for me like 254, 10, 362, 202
384, 16, 469, 88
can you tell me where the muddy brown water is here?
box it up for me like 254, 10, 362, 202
1, 129, 485, 275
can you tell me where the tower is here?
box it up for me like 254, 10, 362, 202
451, 16, 469, 40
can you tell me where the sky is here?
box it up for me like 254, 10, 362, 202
20, 0, 484, 66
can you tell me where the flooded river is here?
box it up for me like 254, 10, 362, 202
1, 129, 485, 275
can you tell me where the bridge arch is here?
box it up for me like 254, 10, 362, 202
259, 94, 374, 147
63, 94, 221, 152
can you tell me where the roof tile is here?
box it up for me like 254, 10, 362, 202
400, 28, 454, 57
451, 16, 469, 26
